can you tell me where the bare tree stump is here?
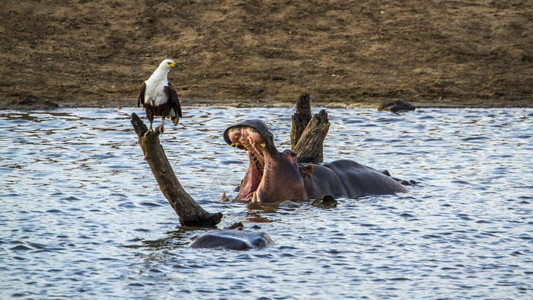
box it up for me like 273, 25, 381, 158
291, 93, 312, 149
293, 109, 330, 164
131, 113, 222, 227
290, 94, 330, 164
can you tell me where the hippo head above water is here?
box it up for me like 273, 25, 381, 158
224, 119, 307, 202
224, 119, 408, 203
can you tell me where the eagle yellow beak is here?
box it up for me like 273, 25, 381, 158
169, 62, 176, 67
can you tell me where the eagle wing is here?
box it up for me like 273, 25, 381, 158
138, 82, 146, 107
165, 84, 182, 118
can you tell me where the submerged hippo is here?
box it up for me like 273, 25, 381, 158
223, 119, 407, 203
378, 99, 416, 113
190, 229, 274, 250
189, 223, 274, 250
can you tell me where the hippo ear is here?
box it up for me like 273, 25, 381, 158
299, 164, 314, 176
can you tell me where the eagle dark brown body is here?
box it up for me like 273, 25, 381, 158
138, 59, 182, 133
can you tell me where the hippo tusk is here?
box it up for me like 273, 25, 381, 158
252, 192, 258, 203
248, 136, 255, 147
260, 142, 266, 148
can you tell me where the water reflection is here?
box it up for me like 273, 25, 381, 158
0, 107, 531, 299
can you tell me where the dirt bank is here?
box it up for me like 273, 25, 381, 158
1, 0, 532, 109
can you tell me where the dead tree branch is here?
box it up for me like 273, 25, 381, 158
131, 113, 222, 227
291, 94, 330, 164
290, 93, 312, 149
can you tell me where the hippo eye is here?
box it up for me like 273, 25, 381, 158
290, 152, 296, 157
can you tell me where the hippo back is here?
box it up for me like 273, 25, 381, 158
190, 230, 274, 250
323, 160, 407, 197
302, 164, 349, 199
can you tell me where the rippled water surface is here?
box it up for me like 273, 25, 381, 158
1, 107, 532, 299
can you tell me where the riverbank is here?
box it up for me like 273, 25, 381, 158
4, 97, 533, 111
1, 1, 531, 109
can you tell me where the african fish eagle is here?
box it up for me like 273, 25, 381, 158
138, 59, 182, 133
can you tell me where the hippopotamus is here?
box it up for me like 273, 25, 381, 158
223, 119, 407, 203
189, 223, 274, 250
378, 99, 416, 113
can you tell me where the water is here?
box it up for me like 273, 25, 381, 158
0, 107, 531, 299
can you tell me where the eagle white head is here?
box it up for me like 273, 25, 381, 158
147, 59, 177, 83
159, 59, 177, 70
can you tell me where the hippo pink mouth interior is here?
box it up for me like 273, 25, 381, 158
224, 120, 410, 202
226, 126, 269, 201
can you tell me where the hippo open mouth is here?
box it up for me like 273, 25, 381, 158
224, 119, 408, 203
223, 120, 277, 201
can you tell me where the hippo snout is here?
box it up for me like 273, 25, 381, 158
223, 119, 276, 153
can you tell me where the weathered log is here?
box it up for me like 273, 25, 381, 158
293, 110, 330, 163
130, 113, 222, 227
291, 94, 330, 164
290, 93, 312, 149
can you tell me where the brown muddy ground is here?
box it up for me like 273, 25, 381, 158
1, 0, 532, 109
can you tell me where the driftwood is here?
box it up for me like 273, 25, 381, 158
131, 113, 222, 227
290, 93, 312, 148
291, 94, 330, 164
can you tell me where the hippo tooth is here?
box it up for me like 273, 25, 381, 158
252, 192, 259, 203
260, 142, 266, 148
235, 134, 240, 140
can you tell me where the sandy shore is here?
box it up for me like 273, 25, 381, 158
1, 1, 531, 110
3, 97, 531, 111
